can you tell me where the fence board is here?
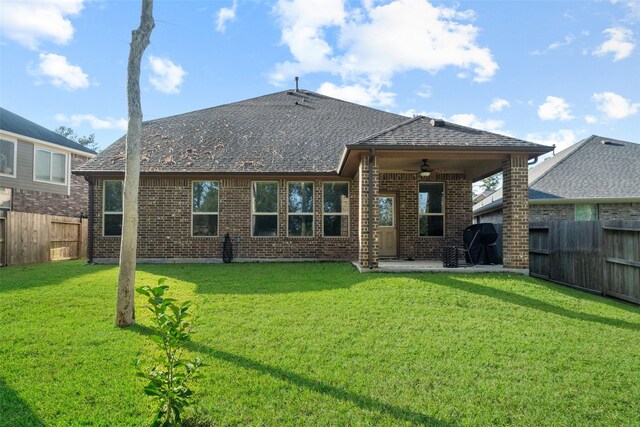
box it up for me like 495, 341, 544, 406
0, 212, 88, 266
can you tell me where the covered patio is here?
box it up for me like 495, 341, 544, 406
338, 116, 552, 271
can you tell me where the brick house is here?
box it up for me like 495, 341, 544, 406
0, 108, 96, 217
474, 135, 640, 223
74, 90, 551, 269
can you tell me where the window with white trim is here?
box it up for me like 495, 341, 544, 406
0, 140, 16, 176
418, 182, 444, 236
252, 181, 278, 236
323, 182, 349, 237
288, 181, 314, 237
35, 148, 67, 184
192, 181, 219, 236
103, 180, 123, 236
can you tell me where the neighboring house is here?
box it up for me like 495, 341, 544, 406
0, 108, 97, 217
74, 90, 551, 268
474, 135, 640, 223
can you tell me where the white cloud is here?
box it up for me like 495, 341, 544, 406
271, 0, 498, 106
35, 53, 89, 90
593, 27, 635, 61
317, 82, 395, 107
55, 113, 128, 130
449, 113, 506, 133
592, 91, 640, 119
585, 115, 598, 124
537, 96, 574, 121
489, 98, 510, 112
416, 84, 432, 99
398, 109, 444, 119
0, 0, 84, 49
548, 34, 575, 50
215, 0, 238, 33
526, 129, 579, 154
148, 56, 186, 94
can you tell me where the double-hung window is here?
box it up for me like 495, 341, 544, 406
418, 182, 444, 236
252, 181, 278, 236
0, 140, 16, 176
35, 148, 67, 184
288, 182, 314, 237
192, 181, 219, 236
323, 182, 349, 237
103, 180, 123, 236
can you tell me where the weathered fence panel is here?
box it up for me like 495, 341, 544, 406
526, 220, 639, 304
0, 212, 87, 266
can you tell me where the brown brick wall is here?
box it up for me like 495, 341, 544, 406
379, 172, 471, 260
529, 204, 574, 222
502, 155, 529, 268
91, 170, 473, 263
12, 154, 90, 217
92, 176, 359, 260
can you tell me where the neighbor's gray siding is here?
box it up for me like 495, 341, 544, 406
11, 140, 68, 195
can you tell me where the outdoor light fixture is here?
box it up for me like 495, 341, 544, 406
419, 159, 431, 177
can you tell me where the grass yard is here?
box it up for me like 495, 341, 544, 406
1, 260, 639, 426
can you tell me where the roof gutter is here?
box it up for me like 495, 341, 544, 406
473, 196, 640, 216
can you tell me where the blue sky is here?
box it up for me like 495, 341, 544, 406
1, 0, 639, 154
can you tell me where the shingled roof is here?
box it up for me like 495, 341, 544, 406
474, 135, 640, 214
350, 115, 547, 151
0, 107, 96, 155
76, 90, 550, 175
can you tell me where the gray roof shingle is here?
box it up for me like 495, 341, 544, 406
0, 107, 96, 155
76, 90, 550, 174
473, 135, 640, 214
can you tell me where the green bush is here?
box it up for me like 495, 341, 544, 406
136, 279, 203, 426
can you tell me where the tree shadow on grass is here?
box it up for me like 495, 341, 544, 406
0, 261, 115, 293
426, 275, 640, 332
127, 324, 456, 426
0, 378, 44, 427
136, 262, 362, 295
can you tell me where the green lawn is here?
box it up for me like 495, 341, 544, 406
1, 261, 639, 426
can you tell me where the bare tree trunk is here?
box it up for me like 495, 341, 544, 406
116, 0, 154, 327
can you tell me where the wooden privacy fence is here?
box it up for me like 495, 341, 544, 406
528, 220, 640, 305
0, 212, 88, 266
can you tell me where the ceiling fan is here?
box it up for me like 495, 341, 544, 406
404, 159, 440, 177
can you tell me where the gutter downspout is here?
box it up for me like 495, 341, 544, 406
85, 176, 94, 264
368, 149, 375, 269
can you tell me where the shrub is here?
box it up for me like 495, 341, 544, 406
136, 279, 203, 426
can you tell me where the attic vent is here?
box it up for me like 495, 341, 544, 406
430, 118, 445, 127
601, 140, 612, 145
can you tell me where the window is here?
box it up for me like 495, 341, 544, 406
0, 187, 11, 210
192, 181, 219, 236
252, 181, 278, 236
35, 148, 67, 184
323, 182, 349, 236
0, 140, 16, 176
575, 204, 598, 221
103, 180, 123, 236
418, 182, 444, 236
288, 182, 314, 237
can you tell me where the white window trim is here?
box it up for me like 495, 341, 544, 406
191, 180, 220, 238
33, 146, 68, 186
418, 182, 446, 237
251, 181, 279, 237
287, 181, 314, 238
103, 180, 123, 237
322, 181, 350, 238
0, 139, 17, 178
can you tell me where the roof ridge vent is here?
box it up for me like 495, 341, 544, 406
430, 118, 445, 127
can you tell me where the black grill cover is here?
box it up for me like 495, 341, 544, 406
463, 223, 499, 265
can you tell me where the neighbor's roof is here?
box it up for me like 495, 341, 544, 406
0, 107, 96, 155
76, 90, 550, 175
474, 135, 640, 214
